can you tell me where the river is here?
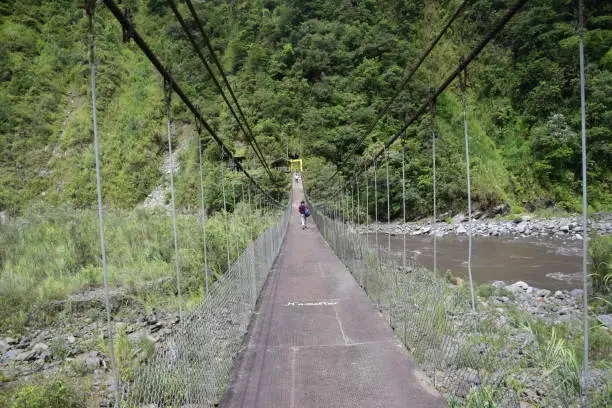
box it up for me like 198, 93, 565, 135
366, 234, 583, 291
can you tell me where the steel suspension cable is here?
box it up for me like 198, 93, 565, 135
326, 0, 470, 183
324, 0, 528, 197
386, 148, 391, 253
374, 158, 379, 256
194, 110, 210, 297
401, 137, 407, 271
232, 182, 240, 258
164, 78, 184, 321
365, 164, 369, 252
460, 71, 476, 313
373, 0, 527, 163
430, 91, 438, 278
182, 0, 270, 175
85, 4, 120, 406
356, 175, 360, 226
220, 150, 231, 270
578, 0, 589, 401
351, 182, 355, 224
165, 0, 272, 177
247, 184, 257, 304
101, 0, 280, 207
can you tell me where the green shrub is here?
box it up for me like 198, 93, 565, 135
589, 235, 612, 295
0, 204, 278, 332
7, 379, 82, 408
478, 284, 495, 298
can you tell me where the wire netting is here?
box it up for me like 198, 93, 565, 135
311, 207, 608, 407
122, 201, 291, 407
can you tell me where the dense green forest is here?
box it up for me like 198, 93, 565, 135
1, 0, 610, 217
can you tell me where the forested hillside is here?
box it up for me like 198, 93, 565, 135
1, 0, 610, 217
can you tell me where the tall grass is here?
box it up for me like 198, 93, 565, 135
0, 204, 277, 332
589, 234, 612, 295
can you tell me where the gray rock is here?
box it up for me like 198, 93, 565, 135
598, 315, 612, 329
15, 343, 48, 361
560, 225, 570, 233
456, 225, 467, 234
507, 281, 530, 293
461, 367, 481, 385
0, 340, 10, 354
75, 351, 102, 372
66, 335, 76, 344
535, 289, 551, 298
15, 349, 37, 361
491, 280, 506, 288
570, 289, 584, 298
5, 349, 22, 361
554, 290, 565, 300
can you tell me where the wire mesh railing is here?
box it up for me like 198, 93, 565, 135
122, 200, 291, 407
311, 206, 607, 407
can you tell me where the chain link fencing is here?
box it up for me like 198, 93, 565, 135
311, 205, 607, 407
122, 201, 291, 407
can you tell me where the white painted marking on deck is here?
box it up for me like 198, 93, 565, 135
286, 301, 338, 306
333, 305, 349, 345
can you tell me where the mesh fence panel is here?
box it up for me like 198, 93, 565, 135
312, 208, 607, 407
123, 203, 291, 407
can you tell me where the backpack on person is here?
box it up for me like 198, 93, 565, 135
304, 207, 311, 217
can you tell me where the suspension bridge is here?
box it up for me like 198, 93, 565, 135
5, 0, 604, 406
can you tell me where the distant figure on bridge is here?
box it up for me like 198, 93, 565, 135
294, 172, 300, 184
298, 200, 310, 229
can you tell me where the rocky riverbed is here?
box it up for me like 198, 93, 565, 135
355, 212, 612, 240
0, 284, 182, 406
384, 271, 612, 407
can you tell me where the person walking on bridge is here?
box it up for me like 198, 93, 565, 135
298, 200, 310, 229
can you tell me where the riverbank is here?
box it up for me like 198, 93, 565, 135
355, 212, 612, 240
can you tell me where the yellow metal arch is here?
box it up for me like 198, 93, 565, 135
289, 159, 302, 172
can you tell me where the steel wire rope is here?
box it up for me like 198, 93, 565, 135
194, 108, 210, 296
182, 0, 270, 177
351, 182, 355, 224
355, 177, 361, 227
326, 0, 470, 183
578, 0, 589, 402
364, 164, 370, 291
85, 3, 121, 406
401, 135, 407, 273
429, 89, 438, 279
386, 148, 391, 253
220, 150, 232, 271
374, 158, 382, 307
164, 77, 184, 321
101, 0, 280, 207
164, 0, 272, 177
459, 70, 476, 313
232, 182, 240, 260
400, 133, 408, 348
247, 184, 257, 304
325, 0, 528, 195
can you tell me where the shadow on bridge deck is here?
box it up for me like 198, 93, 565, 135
221, 184, 446, 408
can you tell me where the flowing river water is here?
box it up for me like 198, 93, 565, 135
366, 234, 583, 291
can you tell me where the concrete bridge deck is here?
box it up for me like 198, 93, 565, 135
222, 186, 446, 408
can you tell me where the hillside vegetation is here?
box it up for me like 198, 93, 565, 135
0, 0, 610, 218
1, 1, 611, 406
